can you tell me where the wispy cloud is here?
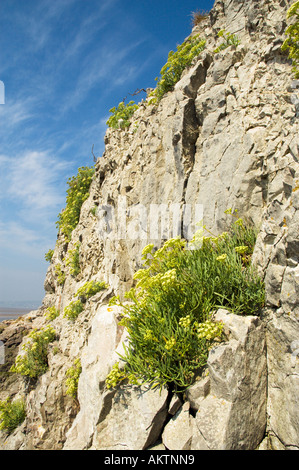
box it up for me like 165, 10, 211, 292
0, 149, 70, 262
60, 37, 146, 113
63, 0, 118, 61
0, 97, 33, 128
19, 0, 79, 51
0, 149, 70, 230
5, 151, 68, 212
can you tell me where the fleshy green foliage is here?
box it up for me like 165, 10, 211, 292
0, 398, 26, 434
75, 280, 108, 302
63, 300, 84, 321
65, 243, 81, 277
55, 264, 66, 286
106, 215, 264, 392
282, 1, 299, 78
214, 29, 241, 53
65, 359, 82, 399
56, 166, 95, 240
106, 101, 139, 129
154, 34, 206, 101
45, 249, 54, 263
45, 306, 60, 321
10, 326, 56, 378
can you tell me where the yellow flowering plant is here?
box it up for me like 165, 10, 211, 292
65, 243, 81, 277
154, 34, 206, 101
63, 300, 84, 321
56, 166, 95, 241
106, 101, 139, 129
106, 215, 264, 392
75, 280, 108, 302
282, 1, 299, 78
65, 359, 82, 400
10, 326, 56, 378
0, 398, 26, 434
44, 305, 60, 321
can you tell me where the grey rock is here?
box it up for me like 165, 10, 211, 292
192, 310, 267, 450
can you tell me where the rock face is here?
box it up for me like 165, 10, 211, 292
0, 0, 298, 450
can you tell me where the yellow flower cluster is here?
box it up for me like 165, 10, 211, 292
27, 325, 56, 342
179, 315, 192, 329
216, 254, 227, 262
165, 336, 176, 351
143, 329, 158, 342
105, 363, 126, 389
196, 321, 223, 341
141, 243, 155, 260
235, 245, 249, 254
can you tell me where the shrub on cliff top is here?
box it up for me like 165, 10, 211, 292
106, 101, 139, 129
106, 212, 265, 392
154, 34, 206, 101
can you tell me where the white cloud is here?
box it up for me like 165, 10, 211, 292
0, 98, 33, 129
7, 151, 68, 211
0, 151, 70, 264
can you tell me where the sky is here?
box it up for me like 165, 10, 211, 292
0, 0, 215, 306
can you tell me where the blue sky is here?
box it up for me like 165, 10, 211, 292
0, 0, 214, 306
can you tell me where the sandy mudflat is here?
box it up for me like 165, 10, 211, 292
0, 307, 33, 322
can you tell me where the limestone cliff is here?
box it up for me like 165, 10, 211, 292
0, 0, 298, 450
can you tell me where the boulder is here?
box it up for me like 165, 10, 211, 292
191, 309, 267, 450
162, 402, 194, 450
91, 384, 169, 450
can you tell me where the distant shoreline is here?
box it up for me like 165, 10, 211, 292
0, 307, 37, 323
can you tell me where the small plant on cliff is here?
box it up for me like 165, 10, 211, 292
106, 100, 139, 129
65, 243, 81, 277
11, 326, 56, 378
55, 263, 66, 286
154, 34, 206, 101
56, 166, 95, 241
63, 300, 84, 321
45, 305, 60, 321
105, 214, 264, 392
0, 398, 26, 434
65, 358, 82, 400
45, 249, 54, 263
214, 29, 241, 53
282, 1, 299, 79
75, 280, 108, 302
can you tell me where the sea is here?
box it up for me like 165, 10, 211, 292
0, 301, 40, 323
